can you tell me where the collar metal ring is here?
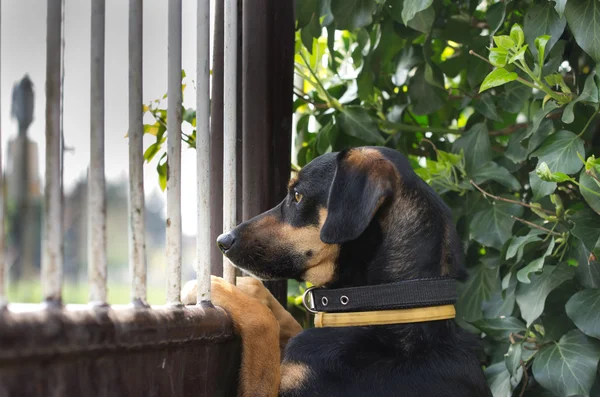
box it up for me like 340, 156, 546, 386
301, 286, 318, 313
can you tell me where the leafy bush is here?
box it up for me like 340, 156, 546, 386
144, 1, 600, 395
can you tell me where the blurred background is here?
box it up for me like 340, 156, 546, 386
0, 0, 215, 304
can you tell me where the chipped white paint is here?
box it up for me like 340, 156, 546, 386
128, 0, 147, 306
42, 0, 64, 303
166, 0, 183, 305
196, 0, 211, 302
223, 0, 237, 284
89, 0, 108, 305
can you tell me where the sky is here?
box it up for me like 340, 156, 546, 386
1, 0, 215, 235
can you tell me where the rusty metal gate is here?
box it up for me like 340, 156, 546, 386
0, 0, 294, 395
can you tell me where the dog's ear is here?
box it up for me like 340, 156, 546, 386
320, 148, 396, 244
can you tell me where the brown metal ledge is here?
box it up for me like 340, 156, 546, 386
0, 304, 241, 397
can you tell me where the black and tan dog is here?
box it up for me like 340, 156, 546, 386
183, 147, 492, 396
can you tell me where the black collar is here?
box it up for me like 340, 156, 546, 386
302, 277, 457, 314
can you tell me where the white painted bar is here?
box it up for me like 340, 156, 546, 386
222, 0, 237, 284
166, 0, 183, 305
89, 0, 107, 305
128, 0, 147, 306
196, 0, 211, 302
0, 2, 5, 306
42, 0, 64, 304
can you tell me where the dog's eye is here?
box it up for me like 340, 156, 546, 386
294, 191, 303, 203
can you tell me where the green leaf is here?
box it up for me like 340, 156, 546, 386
510, 24, 525, 48
156, 155, 168, 191
487, 2, 506, 36
456, 262, 500, 322
524, 3, 566, 61
479, 68, 519, 93
357, 65, 374, 101
571, 209, 600, 252
337, 107, 384, 145
507, 230, 544, 263
523, 101, 560, 140
498, 82, 532, 114
568, 237, 600, 289
517, 238, 556, 283
580, 169, 600, 215
408, 66, 446, 115
330, 0, 377, 30
533, 329, 600, 397
505, 343, 523, 381
535, 35, 551, 69
470, 199, 524, 250
562, 73, 600, 124
530, 170, 557, 200
407, 4, 435, 33
475, 93, 504, 122
489, 48, 508, 67
531, 130, 585, 174
296, 0, 319, 29
484, 362, 512, 397
316, 122, 338, 154
566, 289, 600, 339
508, 45, 528, 64
472, 161, 522, 191
565, 0, 600, 63
401, 0, 433, 26
493, 36, 515, 51
472, 317, 526, 341
452, 123, 492, 174
301, 13, 321, 53
554, 0, 567, 17
516, 265, 573, 326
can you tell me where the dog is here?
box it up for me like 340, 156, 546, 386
182, 147, 492, 397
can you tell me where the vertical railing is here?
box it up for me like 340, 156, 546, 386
0, 1, 5, 307
128, 0, 148, 307
42, 0, 64, 306
166, 0, 183, 306
223, 0, 238, 284
0, 0, 243, 309
89, 0, 107, 306
197, 0, 212, 302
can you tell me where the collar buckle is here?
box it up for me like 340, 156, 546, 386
301, 286, 319, 313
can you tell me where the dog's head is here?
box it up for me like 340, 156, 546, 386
218, 146, 465, 287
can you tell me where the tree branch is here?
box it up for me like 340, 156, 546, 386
470, 180, 555, 215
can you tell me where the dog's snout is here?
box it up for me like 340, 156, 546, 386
217, 232, 236, 253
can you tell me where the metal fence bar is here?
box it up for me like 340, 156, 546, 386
166, 0, 183, 306
209, 0, 224, 278
42, 0, 64, 305
128, 0, 147, 306
89, 0, 107, 306
223, 0, 238, 284
0, 2, 5, 307
196, 0, 211, 302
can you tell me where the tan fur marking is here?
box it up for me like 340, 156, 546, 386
248, 211, 339, 287
280, 362, 310, 392
288, 176, 298, 190
281, 208, 339, 286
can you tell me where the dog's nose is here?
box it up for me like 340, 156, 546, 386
217, 233, 235, 253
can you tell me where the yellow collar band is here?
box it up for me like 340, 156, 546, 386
314, 304, 456, 328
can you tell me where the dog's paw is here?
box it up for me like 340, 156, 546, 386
181, 279, 199, 305
211, 276, 278, 336
235, 276, 272, 307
